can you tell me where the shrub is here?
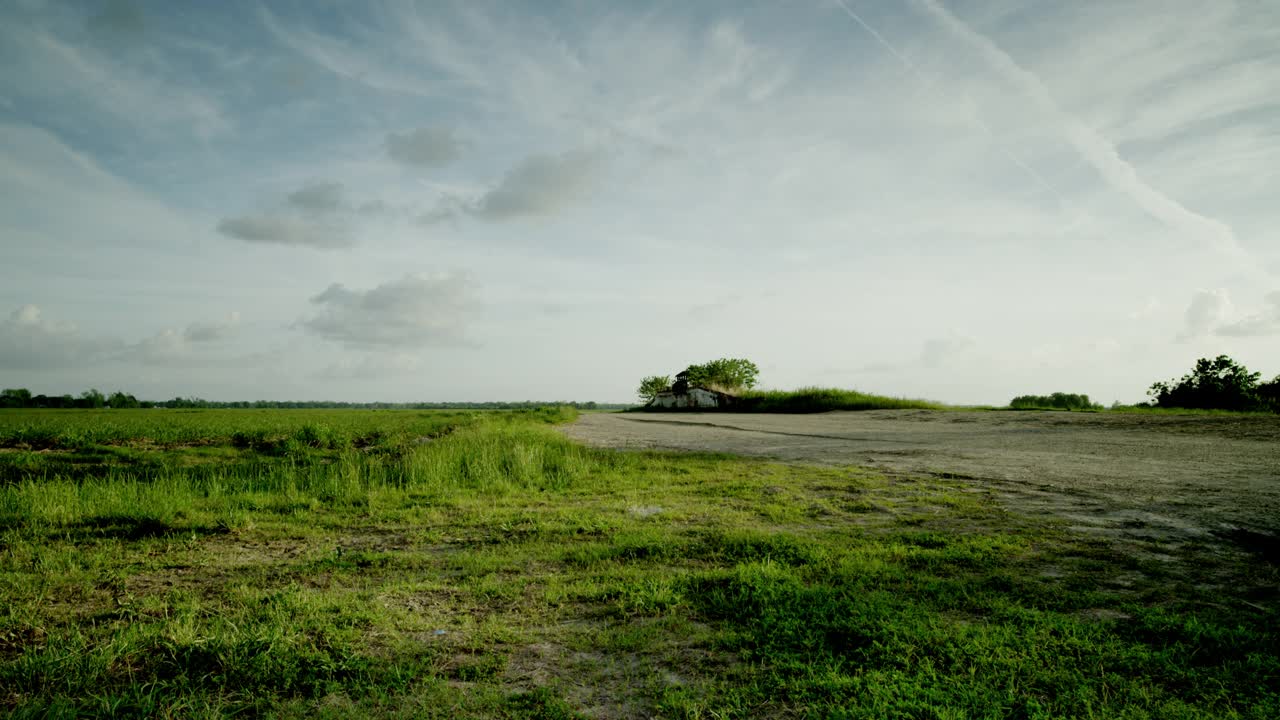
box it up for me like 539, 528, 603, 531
1258, 376, 1280, 412
1148, 356, 1265, 412
293, 423, 348, 450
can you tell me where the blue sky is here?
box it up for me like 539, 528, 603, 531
2, 0, 1278, 404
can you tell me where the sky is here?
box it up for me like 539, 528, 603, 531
2, 0, 1279, 405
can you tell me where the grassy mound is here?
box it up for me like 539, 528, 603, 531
734, 387, 944, 413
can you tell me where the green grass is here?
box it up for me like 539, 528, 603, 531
0, 407, 492, 450
733, 387, 945, 413
0, 408, 1275, 717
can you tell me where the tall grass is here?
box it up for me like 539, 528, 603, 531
0, 407, 585, 531
734, 387, 944, 413
0, 408, 466, 449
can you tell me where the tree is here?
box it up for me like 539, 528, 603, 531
107, 391, 140, 409
77, 388, 106, 409
684, 358, 760, 393
1258, 375, 1280, 412
1148, 355, 1262, 411
1, 388, 32, 408
637, 375, 673, 404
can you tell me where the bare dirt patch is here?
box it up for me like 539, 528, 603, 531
126, 535, 316, 597
562, 410, 1280, 550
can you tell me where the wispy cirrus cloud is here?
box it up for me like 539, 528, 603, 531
0, 11, 229, 140
910, 0, 1247, 262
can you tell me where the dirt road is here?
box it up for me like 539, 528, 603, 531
563, 410, 1280, 547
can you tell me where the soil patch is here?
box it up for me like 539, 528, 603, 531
562, 410, 1280, 547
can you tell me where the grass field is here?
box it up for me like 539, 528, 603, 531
1, 408, 1276, 718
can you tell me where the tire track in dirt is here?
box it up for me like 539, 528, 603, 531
614, 415, 925, 444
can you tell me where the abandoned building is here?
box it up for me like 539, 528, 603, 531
649, 371, 737, 409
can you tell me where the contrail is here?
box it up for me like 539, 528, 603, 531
832, 0, 1074, 213
834, 0, 917, 71
911, 0, 1250, 262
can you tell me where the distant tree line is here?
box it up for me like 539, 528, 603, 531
1009, 355, 1280, 414
0, 388, 623, 411
0, 388, 130, 409
1009, 393, 1101, 411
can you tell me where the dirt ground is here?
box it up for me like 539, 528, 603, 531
563, 410, 1280, 550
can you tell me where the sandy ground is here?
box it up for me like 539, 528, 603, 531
562, 410, 1280, 548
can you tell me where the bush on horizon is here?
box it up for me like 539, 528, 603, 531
1009, 393, 1101, 411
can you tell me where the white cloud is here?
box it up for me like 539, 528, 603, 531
182, 312, 241, 343
920, 334, 976, 368
420, 149, 605, 224
217, 213, 353, 249
0, 301, 249, 371
0, 307, 245, 368
218, 181, 357, 248
385, 127, 462, 168
1216, 291, 1280, 338
0, 304, 122, 369
1179, 289, 1233, 341
286, 181, 346, 212
127, 328, 194, 365
300, 273, 477, 348
470, 150, 605, 222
